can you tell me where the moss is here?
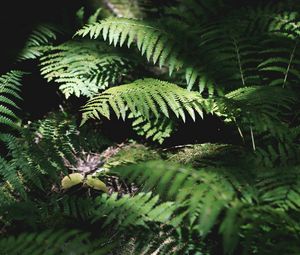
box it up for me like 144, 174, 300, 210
103, 142, 161, 169
167, 143, 248, 167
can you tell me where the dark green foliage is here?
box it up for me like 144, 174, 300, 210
0, 71, 24, 130
129, 112, 174, 144
2, 0, 300, 254
111, 160, 300, 254
92, 192, 176, 228
0, 229, 112, 255
0, 117, 76, 197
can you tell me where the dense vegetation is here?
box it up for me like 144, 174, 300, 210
0, 0, 300, 254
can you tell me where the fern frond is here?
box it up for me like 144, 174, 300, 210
48, 195, 95, 220
166, 0, 226, 25
270, 11, 300, 39
40, 41, 134, 98
0, 71, 24, 130
93, 192, 176, 228
112, 159, 300, 254
0, 155, 25, 197
248, 4, 300, 38
75, 17, 206, 90
255, 126, 300, 167
216, 86, 295, 138
18, 24, 61, 61
75, 17, 173, 65
81, 78, 205, 125
259, 37, 300, 88
256, 166, 300, 210
112, 161, 236, 235
129, 112, 174, 144
33, 117, 77, 162
0, 133, 44, 191
130, 228, 189, 255
0, 117, 78, 193
0, 229, 111, 255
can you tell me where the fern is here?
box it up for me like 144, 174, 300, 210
0, 229, 111, 255
255, 126, 300, 167
93, 192, 176, 228
129, 112, 174, 144
81, 80, 295, 145
181, 18, 263, 91
0, 116, 78, 195
244, 3, 300, 38
2, 1, 300, 254
81, 78, 205, 125
32, 117, 77, 162
217, 86, 295, 136
0, 71, 24, 130
75, 17, 177, 67
40, 41, 135, 98
259, 38, 300, 88
75, 17, 206, 91
111, 159, 300, 254
0, 153, 25, 197
256, 166, 300, 210
18, 24, 61, 61
112, 161, 236, 233
47, 195, 96, 220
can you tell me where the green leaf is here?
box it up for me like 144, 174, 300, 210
61, 173, 84, 189
85, 175, 109, 193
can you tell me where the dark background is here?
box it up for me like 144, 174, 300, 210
0, 1, 85, 120
0, 0, 85, 73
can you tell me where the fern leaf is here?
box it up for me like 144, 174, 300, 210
18, 24, 61, 61
81, 78, 206, 125
40, 41, 134, 98
92, 192, 176, 228
129, 112, 174, 144
111, 160, 236, 236
76, 17, 203, 90
216, 86, 295, 137
0, 229, 110, 255
0, 71, 24, 129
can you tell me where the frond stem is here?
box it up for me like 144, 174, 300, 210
250, 125, 256, 151
234, 119, 245, 144
233, 37, 246, 86
283, 41, 298, 88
